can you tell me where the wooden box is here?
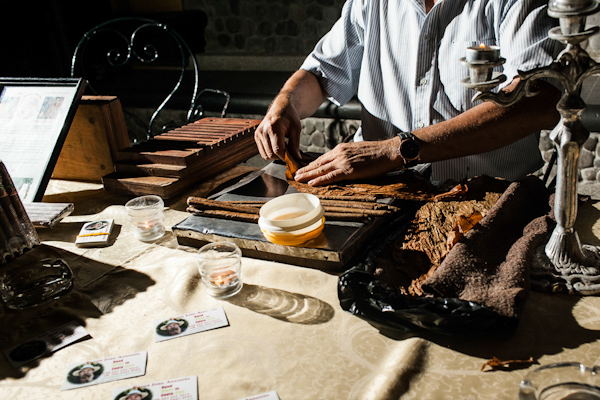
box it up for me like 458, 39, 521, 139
52, 96, 129, 182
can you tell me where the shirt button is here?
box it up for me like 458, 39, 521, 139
417, 122, 425, 129
424, 34, 431, 41
420, 78, 428, 86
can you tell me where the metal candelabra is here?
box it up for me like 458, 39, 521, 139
461, 0, 600, 294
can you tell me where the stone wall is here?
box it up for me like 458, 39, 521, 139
182, 0, 345, 56
299, 117, 359, 153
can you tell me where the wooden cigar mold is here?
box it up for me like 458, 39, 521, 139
102, 117, 261, 199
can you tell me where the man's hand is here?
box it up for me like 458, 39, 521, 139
254, 69, 326, 161
294, 138, 402, 186
254, 96, 302, 161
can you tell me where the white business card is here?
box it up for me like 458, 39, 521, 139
153, 306, 229, 342
112, 376, 197, 400
238, 391, 280, 400
61, 351, 147, 390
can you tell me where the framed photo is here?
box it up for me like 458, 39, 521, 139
0, 77, 86, 202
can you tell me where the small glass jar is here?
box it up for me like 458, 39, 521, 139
197, 242, 243, 298
125, 195, 166, 242
519, 362, 600, 400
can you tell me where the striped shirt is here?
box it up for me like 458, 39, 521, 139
301, 0, 560, 182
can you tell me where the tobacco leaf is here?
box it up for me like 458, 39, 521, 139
285, 151, 299, 181
288, 171, 458, 202
446, 211, 485, 251
481, 356, 537, 372
285, 148, 314, 181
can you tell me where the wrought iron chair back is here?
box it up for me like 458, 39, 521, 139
70, 17, 230, 142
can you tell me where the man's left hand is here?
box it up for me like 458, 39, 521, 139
294, 139, 401, 186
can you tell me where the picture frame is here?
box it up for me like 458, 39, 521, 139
0, 77, 87, 202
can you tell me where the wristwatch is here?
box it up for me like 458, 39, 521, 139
397, 131, 420, 168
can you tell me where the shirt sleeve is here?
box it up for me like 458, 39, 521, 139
300, 0, 365, 106
498, 0, 561, 86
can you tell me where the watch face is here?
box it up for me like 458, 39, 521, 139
401, 139, 420, 160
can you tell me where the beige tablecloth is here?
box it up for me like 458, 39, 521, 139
1, 168, 600, 400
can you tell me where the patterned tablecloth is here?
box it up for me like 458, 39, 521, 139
1, 167, 600, 400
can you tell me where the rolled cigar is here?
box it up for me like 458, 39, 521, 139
187, 196, 260, 214
323, 206, 390, 216
224, 200, 267, 206
188, 199, 390, 217
321, 200, 399, 212
0, 205, 11, 260
223, 199, 399, 212
324, 212, 370, 222
0, 191, 19, 243
187, 204, 375, 223
0, 162, 40, 249
0, 174, 34, 248
316, 194, 378, 202
187, 206, 259, 223
0, 206, 23, 255
322, 199, 375, 209
187, 196, 398, 219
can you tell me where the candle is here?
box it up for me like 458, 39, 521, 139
197, 242, 243, 298
210, 270, 236, 287
125, 195, 166, 242
466, 43, 500, 63
141, 220, 159, 231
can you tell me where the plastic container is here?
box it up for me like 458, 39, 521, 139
258, 193, 325, 246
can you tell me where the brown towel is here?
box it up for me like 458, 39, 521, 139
422, 176, 554, 318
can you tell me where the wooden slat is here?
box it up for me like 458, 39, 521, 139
114, 118, 260, 166
102, 143, 259, 198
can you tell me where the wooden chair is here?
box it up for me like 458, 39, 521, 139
70, 17, 230, 143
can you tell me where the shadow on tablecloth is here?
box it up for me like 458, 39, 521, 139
0, 244, 155, 380
225, 283, 335, 325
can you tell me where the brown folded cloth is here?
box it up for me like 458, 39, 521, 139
422, 175, 555, 319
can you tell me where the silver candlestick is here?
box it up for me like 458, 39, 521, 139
462, 0, 600, 294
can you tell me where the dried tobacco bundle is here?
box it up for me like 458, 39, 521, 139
373, 181, 506, 298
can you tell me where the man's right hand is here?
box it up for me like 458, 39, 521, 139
254, 94, 302, 161
254, 69, 327, 162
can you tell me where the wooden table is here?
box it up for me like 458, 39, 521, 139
1, 169, 600, 399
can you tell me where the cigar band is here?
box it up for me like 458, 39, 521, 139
77, 232, 110, 238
